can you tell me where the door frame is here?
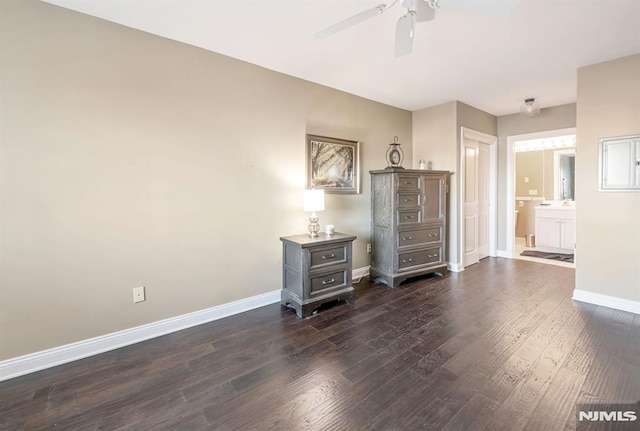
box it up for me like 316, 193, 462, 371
459, 127, 497, 270
505, 127, 576, 258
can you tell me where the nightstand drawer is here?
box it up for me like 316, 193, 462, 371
310, 270, 347, 296
309, 244, 347, 269
398, 247, 442, 270
398, 227, 441, 248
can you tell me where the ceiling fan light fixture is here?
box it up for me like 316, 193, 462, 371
520, 98, 541, 117
316, 0, 520, 56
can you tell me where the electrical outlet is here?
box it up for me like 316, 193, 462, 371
133, 286, 145, 303
519, 200, 524, 207
524, 177, 529, 183
366, 243, 372, 253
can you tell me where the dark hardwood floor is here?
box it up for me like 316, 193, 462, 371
1, 258, 639, 430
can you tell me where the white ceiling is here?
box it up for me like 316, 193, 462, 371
42, 0, 640, 116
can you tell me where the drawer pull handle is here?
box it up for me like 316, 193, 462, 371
428, 254, 438, 258
403, 199, 411, 202
322, 278, 336, 285
429, 233, 437, 237
403, 236, 413, 240
404, 216, 415, 220
402, 258, 413, 263
403, 181, 411, 184
322, 254, 336, 259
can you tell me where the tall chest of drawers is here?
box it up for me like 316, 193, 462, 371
370, 168, 449, 287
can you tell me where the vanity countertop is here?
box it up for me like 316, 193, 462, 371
535, 204, 575, 211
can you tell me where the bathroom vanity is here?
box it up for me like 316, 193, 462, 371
534, 205, 575, 253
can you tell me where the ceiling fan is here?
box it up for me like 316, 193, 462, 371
315, 0, 520, 57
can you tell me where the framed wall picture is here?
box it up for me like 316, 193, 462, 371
307, 134, 360, 194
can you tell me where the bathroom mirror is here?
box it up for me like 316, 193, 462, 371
515, 147, 576, 201
554, 150, 575, 200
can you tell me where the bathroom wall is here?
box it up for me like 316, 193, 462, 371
514, 148, 574, 237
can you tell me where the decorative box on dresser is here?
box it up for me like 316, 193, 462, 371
370, 168, 449, 287
280, 232, 356, 318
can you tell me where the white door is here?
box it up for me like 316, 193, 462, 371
464, 140, 479, 266
464, 139, 490, 267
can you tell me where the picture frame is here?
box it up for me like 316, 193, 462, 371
306, 134, 360, 194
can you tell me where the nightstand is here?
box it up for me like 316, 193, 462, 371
280, 232, 356, 318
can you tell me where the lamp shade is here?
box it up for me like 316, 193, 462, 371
303, 189, 325, 212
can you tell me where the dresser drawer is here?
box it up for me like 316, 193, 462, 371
397, 175, 419, 191
309, 244, 347, 269
397, 209, 421, 225
310, 270, 347, 296
397, 247, 442, 270
398, 227, 441, 248
397, 193, 420, 208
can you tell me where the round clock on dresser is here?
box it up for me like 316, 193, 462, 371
386, 136, 404, 168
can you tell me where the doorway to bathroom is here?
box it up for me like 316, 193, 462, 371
506, 128, 576, 268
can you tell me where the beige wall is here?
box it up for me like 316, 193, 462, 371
412, 102, 457, 172
412, 102, 457, 263
515, 151, 544, 238
515, 151, 545, 197
575, 54, 640, 303
413, 101, 496, 267
497, 103, 577, 250
514, 148, 572, 238
0, 0, 412, 359
515, 149, 573, 199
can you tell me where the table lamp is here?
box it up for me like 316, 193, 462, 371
304, 189, 325, 237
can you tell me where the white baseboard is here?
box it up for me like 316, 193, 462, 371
572, 289, 640, 315
0, 290, 281, 382
496, 249, 511, 258
0, 266, 371, 382
448, 262, 464, 272
353, 265, 370, 281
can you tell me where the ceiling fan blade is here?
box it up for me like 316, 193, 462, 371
394, 12, 415, 57
414, 0, 436, 22
315, 4, 387, 39
436, 0, 519, 15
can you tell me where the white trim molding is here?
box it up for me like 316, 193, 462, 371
496, 249, 511, 258
506, 127, 576, 259
0, 290, 281, 382
353, 265, 370, 281
0, 267, 372, 382
448, 262, 464, 273
573, 289, 640, 315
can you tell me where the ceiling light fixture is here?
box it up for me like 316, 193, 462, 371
520, 98, 541, 117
